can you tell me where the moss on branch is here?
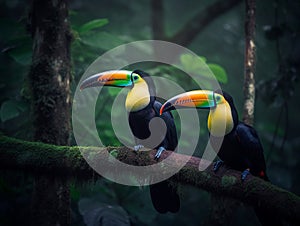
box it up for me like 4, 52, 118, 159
0, 135, 299, 224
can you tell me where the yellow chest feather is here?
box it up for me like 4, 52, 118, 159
207, 101, 234, 136
125, 81, 150, 112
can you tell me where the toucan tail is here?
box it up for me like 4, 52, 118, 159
150, 180, 180, 213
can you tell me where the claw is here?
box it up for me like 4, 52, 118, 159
213, 160, 224, 172
134, 144, 144, 152
241, 168, 250, 181
154, 147, 166, 159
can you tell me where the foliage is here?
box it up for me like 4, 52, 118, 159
179, 53, 228, 84
76, 18, 109, 34
0, 100, 26, 122
0, 0, 300, 225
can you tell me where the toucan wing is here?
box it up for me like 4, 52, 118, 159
236, 123, 267, 179
153, 100, 178, 151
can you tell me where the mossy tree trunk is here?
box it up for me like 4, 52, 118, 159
28, 0, 72, 225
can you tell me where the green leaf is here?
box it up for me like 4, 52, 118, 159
8, 46, 32, 66
180, 54, 194, 71
199, 56, 207, 63
207, 63, 228, 83
78, 18, 109, 34
179, 53, 228, 84
180, 54, 207, 73
0, 100, 21, 122
108, 87, 121, 96
69, 10, 78, 16
70, 184, 80, 201
80, 32, 125, 50
110, 149, 118, 158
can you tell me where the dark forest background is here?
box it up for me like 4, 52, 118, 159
0, 0, 299, 225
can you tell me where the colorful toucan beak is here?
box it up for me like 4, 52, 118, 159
80, 70, 133, 90
160, 90, 217, 115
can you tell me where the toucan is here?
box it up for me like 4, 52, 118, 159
160, 89, 283, 226
80, 69, 180, 213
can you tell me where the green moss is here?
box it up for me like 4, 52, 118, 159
201, 171, 211, 180
221, 175, 237, 187
2, 134, 300, 224
108, 149, 118, 162
0, 135, 93, 174
177, 166, 204, 186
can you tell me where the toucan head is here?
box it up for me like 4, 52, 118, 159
80, 69, 153, 89
160, 89, 239, 135
160, 90, 226, 115
131, 69, 155, 96
80, 70, 156, 112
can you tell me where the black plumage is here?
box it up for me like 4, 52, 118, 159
128, 70, 180, 213
210, 90, 268, 181
211, 90, 283, 226
128, 101, 178, 152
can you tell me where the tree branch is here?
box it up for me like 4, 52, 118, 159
0, 135, 299, 224
168, 0, 243, 46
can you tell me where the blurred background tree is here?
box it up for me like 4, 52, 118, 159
0, 0, 299, 225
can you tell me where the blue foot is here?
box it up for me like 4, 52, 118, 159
241, 168, 250, 181
154, 147, 166, 159
133, 144, 144, 152
213, 160, 224, 172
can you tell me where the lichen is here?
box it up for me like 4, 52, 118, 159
221, 175, 237, 187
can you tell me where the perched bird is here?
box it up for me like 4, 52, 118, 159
80, 69, 180, 213
160, 89, 283, 225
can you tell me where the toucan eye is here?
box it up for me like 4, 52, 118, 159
133, 76, 139, 80
216, 96, 221, 101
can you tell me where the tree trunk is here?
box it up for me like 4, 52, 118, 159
243, 0, 256, 126
28, 0, 72, 225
